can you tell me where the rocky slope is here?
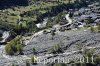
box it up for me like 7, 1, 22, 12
0, 28, 100, 66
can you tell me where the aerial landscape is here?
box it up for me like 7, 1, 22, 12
0, 0, 100, 66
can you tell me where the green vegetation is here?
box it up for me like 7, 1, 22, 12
11, 63, 16, 66
5, 44, 14, 55
90, 25, 100, 33
5, 36, 23, 55
31, 55, 36, 64
76, 43, 83, 50
53, 63, 60, 66
32, 48, 36, 54
0, 1, 59, 28
90, 26, 95, 32
51, 31, 56, 40
26, 21, 39, 32
46, 17, 53, 28
46, 11, 66, 28
53, 63, 66, 66
97, 24, 100, 32
16, 44, 23, 54
52, 48, 100, 66
49, 44, 62, 54
94, 55, 100, 64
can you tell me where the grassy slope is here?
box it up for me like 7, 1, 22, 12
0, 0, 74, 28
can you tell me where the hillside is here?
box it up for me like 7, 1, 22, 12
0, 0, 100, 66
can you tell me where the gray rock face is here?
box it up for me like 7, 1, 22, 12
0, 26, 100, 66
22, 29, 100, 66
23, 29, 100, 55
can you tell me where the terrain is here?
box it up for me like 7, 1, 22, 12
0, 0, 100, 66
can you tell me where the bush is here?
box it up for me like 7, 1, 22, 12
5, 36, 23, 55
50, 44, 62, 54
27, 21, 39, 32
51, 31, 56, 40
32, 48, 36, 54
5, 44, 14, 55
97, 25, 100, 32
90, 26, 95, 32
16, 44, 23, 54
11, 63, 16, 66
94, 55, 100, 64
31, 55, 36, 64
53, 63, 60, 66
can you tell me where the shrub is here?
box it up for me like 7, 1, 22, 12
31, 55, 36, 64
11, 63, 16, 66
53, 63, 60, 66
90, 26, 95, 32
32, 48, 36, 54
97, 25, 100, 32
27, 21, 39, 32
51, 31, 55, 40
50, 44, 62, 54
94, 55, 100, 64
16, 44, 23, 54
5, 36, 23, 55
5, 44, 14, 55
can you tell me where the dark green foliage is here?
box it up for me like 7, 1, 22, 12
69, 12, 73, 18
16, 44, 23, 54
5, 44, 14, 55
46, 17, 53, 28
5, 36, 23, 55
14, 23, 26, 35
27, 21, 39, 32
86, 17, 94, 24
32, 48, 36, 54
0, 21, 14, 30
46, 11, 66, 28
94, 55, 100, 64
53, 63, 60, 66
51, 31, 56, 40
9, 31, 16, 39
